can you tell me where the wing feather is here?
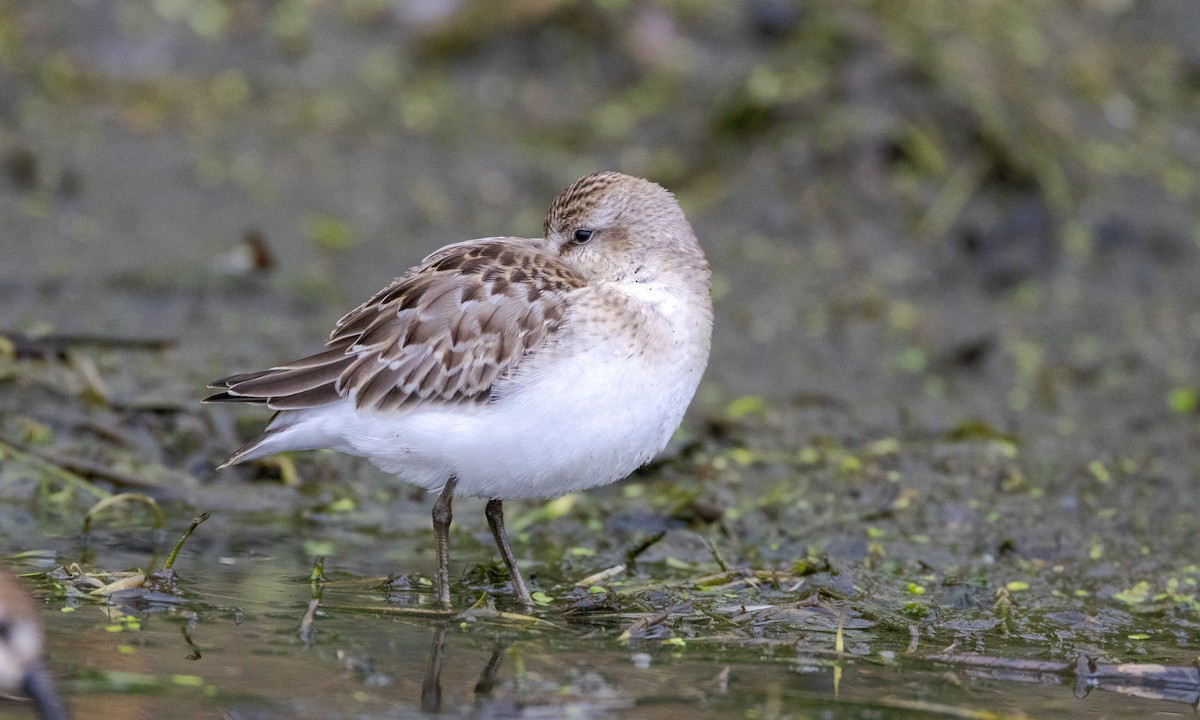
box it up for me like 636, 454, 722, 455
205, 237, 585, 412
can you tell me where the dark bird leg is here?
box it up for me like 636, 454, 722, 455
432, 477, 457, 609
485, 499, 533, 610
23, 663, 69, 720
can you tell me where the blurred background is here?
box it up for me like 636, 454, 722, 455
1, 1, 1200, 717
2, 0, 1197, 411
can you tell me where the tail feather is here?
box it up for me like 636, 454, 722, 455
215, 406, 347, 469
208, 369, 275, 389
203, 359, 344, 410
221, 359, 345, 399
204, 369, 276, 404
218, 425, 289, 469
206, 353, 354, 467
203, 391, 268, 404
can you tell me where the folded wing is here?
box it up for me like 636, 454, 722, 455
205, 238, 585, 413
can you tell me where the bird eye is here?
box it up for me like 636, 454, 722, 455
572, 229, 593, 244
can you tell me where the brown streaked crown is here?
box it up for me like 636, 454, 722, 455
543, 171, 627, 238
542, 171, 707, 293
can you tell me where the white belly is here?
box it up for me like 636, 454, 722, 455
329, 340, 701, 498
261, 279, 712, 498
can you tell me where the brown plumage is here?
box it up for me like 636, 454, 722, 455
205, 238, 586, 414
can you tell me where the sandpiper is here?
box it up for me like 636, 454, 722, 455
0, 572, 69, 719
206, 172, 713, 609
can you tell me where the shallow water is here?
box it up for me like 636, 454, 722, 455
22, 551, 1194, 720
2, 492, 1195, 720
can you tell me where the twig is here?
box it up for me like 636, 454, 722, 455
704, 533, 730, 573
614, 602, 691, 643
162, 513, 209, 571
618, 609, 671, 642
575, 564, 626, 587
0, 331, 174, 359
624, 530, 665, 571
